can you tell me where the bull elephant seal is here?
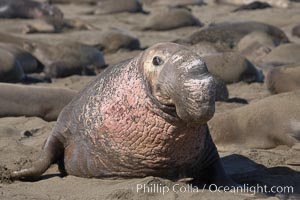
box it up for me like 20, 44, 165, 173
0, 0, 63, 19
0, 83, 76, 121
12, 42, 235, 186
23, 41, 106, 78
209, 91, 300, 149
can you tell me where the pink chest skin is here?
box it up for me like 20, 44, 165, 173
65, 59, 209, 177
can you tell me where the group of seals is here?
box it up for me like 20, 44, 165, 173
11, 42, 235, 187
0, 0, 63, 19
0, 32, 107, 81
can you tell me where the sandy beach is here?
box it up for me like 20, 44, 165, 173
0, 0, 300, 199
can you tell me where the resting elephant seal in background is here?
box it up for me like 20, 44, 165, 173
266, 64, 300, 94
0, 43, 39, 74
175, 21, 289, 50
23, 18, 97, 34
23, 41, 106, 78
0, 0, 63, 19
209, 91, 300, 149
0, 48, 25, 83
12, 42, 236, 187
0, 83, 76, 121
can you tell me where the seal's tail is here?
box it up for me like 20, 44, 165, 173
12, 134, 64, 179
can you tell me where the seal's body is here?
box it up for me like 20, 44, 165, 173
0, 83, 76, 121
23, 41, 105, 78
0, 0, 63, 19
209, 91, 300, 149
13, 43, 234, 186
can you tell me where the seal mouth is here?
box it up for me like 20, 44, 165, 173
158, 101, 178, 118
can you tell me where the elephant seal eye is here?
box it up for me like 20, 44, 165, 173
152, 56, 164, 66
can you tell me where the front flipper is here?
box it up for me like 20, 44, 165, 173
192, 127, 238, 187
12, 134, 64, 179
201, 158, 237, 187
